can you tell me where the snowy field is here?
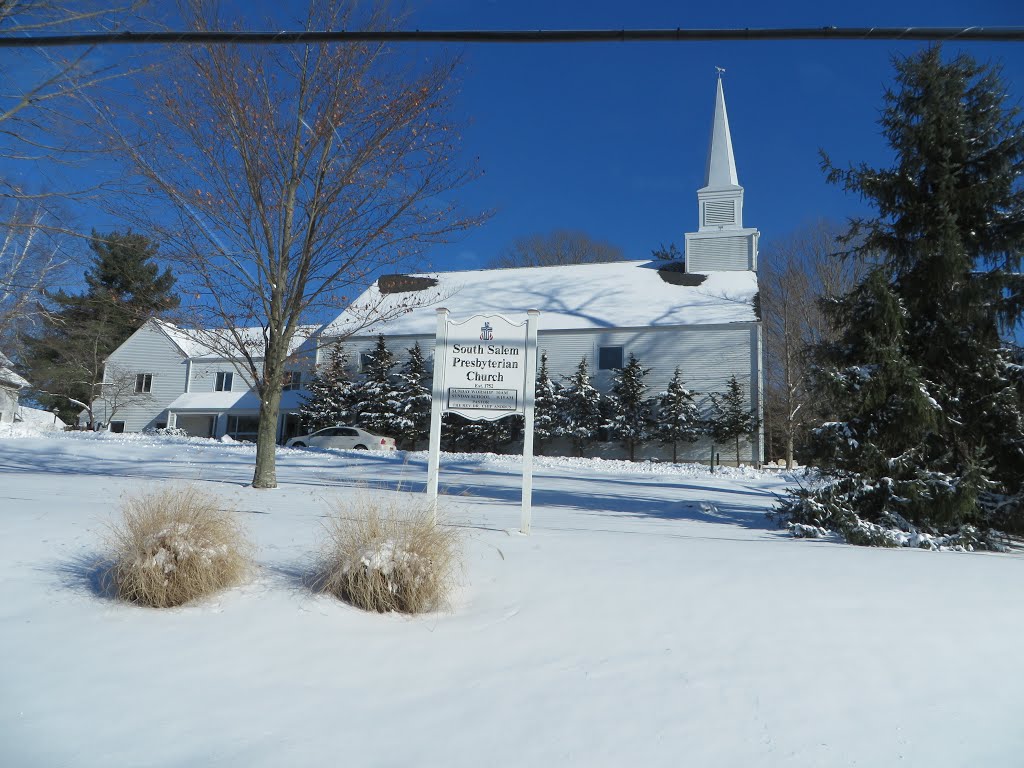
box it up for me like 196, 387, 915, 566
2, 428, 1023, 767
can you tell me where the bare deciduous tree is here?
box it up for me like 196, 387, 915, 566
112, 0, 482, 488
488, 230, 624, 269
0, 201, 71, 354
1, 1, 144, 200
760, 220, 861, 468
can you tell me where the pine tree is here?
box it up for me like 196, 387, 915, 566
351, 335, 403, 437
778, 48, 1024, 544
443, 413, 520, 453
300, 343, 356, 431
604, 352, 654, 461
533, 351, 562, 454
395, 341, 433, 449
26, 230, 178, 422
708, 375, 758, 466
654, 367, 703, 463
559, 356, 602, 457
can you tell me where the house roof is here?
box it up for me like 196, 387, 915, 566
152, 319, 318, 360
0, 352, 30, 389
324, 260, 759, 337
166, 389, 308, 413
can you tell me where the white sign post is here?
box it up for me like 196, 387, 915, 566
426, 308, 540, 534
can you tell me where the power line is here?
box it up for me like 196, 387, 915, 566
0, 26, 1023, 49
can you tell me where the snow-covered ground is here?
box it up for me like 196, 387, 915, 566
2, 428, 1023, 767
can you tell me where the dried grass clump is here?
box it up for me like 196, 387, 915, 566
316, 495, 460, 614
106, 486, 253, 608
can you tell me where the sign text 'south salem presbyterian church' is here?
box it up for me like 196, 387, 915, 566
441, 313, 536, 419
447, 321, 524, 412
427, 309, 540, 533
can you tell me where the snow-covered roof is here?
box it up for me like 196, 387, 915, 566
0, 352, 30, 389
16, 405, 65, 428
152, 320, 318, 360
325, 260, 759, 337
166, 390, 307, 412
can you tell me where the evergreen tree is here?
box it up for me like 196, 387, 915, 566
533, 351, 562, 454
654, 367, 703, 463
299, 344, 356, 431
26, 230, 178, 423
395, 341, 433, 449
559, 356, 602, 457
443, 413, 521, 453
708, 375, 758, 466
604, 352, 654, 460
778, 48, 1024, 544
350, 335, 404, 437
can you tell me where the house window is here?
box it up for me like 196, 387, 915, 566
359, 352, 373, 372
134, 373, 153, 393
109, 421, 125, 433
226, 414, 259, 442
598, 346, 623, 370
216, 371, 233, 392
283, 371, 302, 391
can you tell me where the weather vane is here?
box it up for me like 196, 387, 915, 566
715, 66, 726, 79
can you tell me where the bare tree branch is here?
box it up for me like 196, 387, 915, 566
760, 219, 858, 468
109, 0, 484, 488
488, 230, 624, 269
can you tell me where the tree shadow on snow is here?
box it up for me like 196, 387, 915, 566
360, 472, 784, 534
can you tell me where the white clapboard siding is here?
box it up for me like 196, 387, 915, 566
312, 321, 765, 464
0, 386, 17, 423
340, 324, 756, 402
97, 321, 188, 432
685, 233, 755, 271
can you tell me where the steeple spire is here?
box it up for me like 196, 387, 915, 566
703, 72, 740, 189
684, 71, 759, 272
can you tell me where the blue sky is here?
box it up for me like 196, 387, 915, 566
6, 0, 1023, 274
397, 0, 1023, 271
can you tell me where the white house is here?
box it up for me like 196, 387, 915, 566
89, 319, 317, 442
0, 351, 30, 424
321, 76, 763, 463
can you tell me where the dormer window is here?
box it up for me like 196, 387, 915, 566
216, 371, 233, 392
283, 371, 302, 391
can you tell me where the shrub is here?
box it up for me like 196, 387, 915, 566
143, 426, 190, 438
315, 495, 460, 614
106, 486, 254, 607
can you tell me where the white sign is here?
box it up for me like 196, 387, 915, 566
426, 309, 540, 534
442, 314, 528, 420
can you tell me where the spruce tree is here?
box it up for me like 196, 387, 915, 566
26, 230, 178, 422
778, 48, 1024, 544
300, 344, 355, 432
395, 342, 433, 449
654, 367, 703, 463
351, 334, 403, 436
559, 356, 602, 457
444, 414, 520, 453
533, 351, 562, 454
604, 352, 654, 461
708, 375, 758, 466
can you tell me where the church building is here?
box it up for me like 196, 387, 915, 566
323, 75, 763, 462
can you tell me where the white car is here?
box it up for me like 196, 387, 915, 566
286, 426, 397, 451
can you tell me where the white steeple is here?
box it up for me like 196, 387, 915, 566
684, 71, 759, 272
696, 71, 744, 232
702, 72, 740, 189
